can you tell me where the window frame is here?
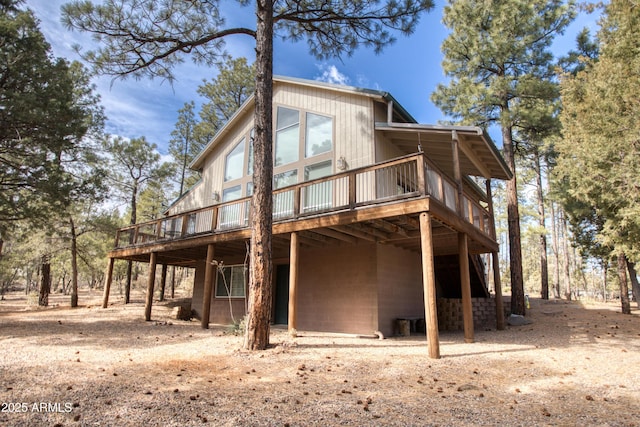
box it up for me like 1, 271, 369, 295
215, 264, 247, 298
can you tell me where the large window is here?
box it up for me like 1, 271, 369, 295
219, 107, 334, 214
215, 264, 247, 298
305, 113, 333, 158
224, 138, 245, 182
275, 107, 300, 167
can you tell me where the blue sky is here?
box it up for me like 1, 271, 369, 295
27, 0, 599, 155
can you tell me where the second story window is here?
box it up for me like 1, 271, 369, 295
224, 138, 245, 182
275, 106, 300, 167
305, 113, 333, 158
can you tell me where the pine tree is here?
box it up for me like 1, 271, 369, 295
431, 0, 574, 315
557, 0, 640, 314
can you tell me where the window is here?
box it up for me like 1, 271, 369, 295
224, 138, 245, 182
305, 113, 332, 158
275, 107, 300, 166
222, 185, 241, 202
215, 264, 247, 298
274, 169, 298, 189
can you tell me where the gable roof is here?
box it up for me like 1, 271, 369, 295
189, 76, 512, 180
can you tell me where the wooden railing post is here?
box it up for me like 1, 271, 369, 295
156, 219, 163, 239
211, 206, 218, 232
181, 213, 189, 237
348, 171, 357, 209
293, 187, 301, 217
133, 226, 140, 245
416, 155, 426, 195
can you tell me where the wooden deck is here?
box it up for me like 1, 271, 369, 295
108, 153, 498, 267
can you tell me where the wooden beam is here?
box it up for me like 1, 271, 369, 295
102, 257, 115, 309
329, 225, 376, 242
419, 212, 440, 359
201, 244, 215, 329
350, 222, 391, 240
298, 233, 327, 248
458, 233, 474, 343
372, 219, 410, 237
459, 137, 492, 179
288, 232, 299, 332
144, 252, 157, 321
312, 228, 358, 244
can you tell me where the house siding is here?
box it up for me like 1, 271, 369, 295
295, 242, 378, 334
375, 244, 424, 337
273, 83, 376, 170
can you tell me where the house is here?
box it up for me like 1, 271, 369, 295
102, 76, 512, 358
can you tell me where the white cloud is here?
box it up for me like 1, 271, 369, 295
315, 64, 350, 86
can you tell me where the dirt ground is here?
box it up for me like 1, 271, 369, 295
0, 289, 639, 427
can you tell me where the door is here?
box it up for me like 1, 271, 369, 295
274, 264, 290, 325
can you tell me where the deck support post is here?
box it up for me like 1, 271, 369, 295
102, 257, 115, 309
288, 232, 299, 332
459, 233, 474, 343
419, 212, 440, 359
159, 264, 168, 302
144, 252, 157, 321
201, 244, 215, 329
485, 179, 505, 330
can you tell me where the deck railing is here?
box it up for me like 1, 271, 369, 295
114, 153, 494, 249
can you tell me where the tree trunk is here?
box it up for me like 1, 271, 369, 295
159, 264, 167, 302
39, 255, 51, 307
501, 125, 525, 315
602, 259, 608, 302
617, 253, 631, 314
561, 212, 571, 300
244, 0, 274, 350
70, 217, 79, 307
549, 200, 561, 298
534, 149, 549, 299
124, 181, 139, 304
170, 266, 176, 299
627, 261, 640, 309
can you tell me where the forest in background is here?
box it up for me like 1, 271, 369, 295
1, 0, 639, 314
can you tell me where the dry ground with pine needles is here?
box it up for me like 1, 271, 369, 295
0, 289, 639, 426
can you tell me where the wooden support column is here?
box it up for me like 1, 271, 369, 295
102, 257, 115, 309
144, 252, 157, 321
288, 232, 299, 331
486, 179, 505, 330
201, 244, 215, 329
459, 233, 474, 343
419, 212, 440, 359
159, 264, 168, 302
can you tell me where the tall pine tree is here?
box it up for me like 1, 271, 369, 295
557, 0, 640, 314
431, 0, 574, 314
